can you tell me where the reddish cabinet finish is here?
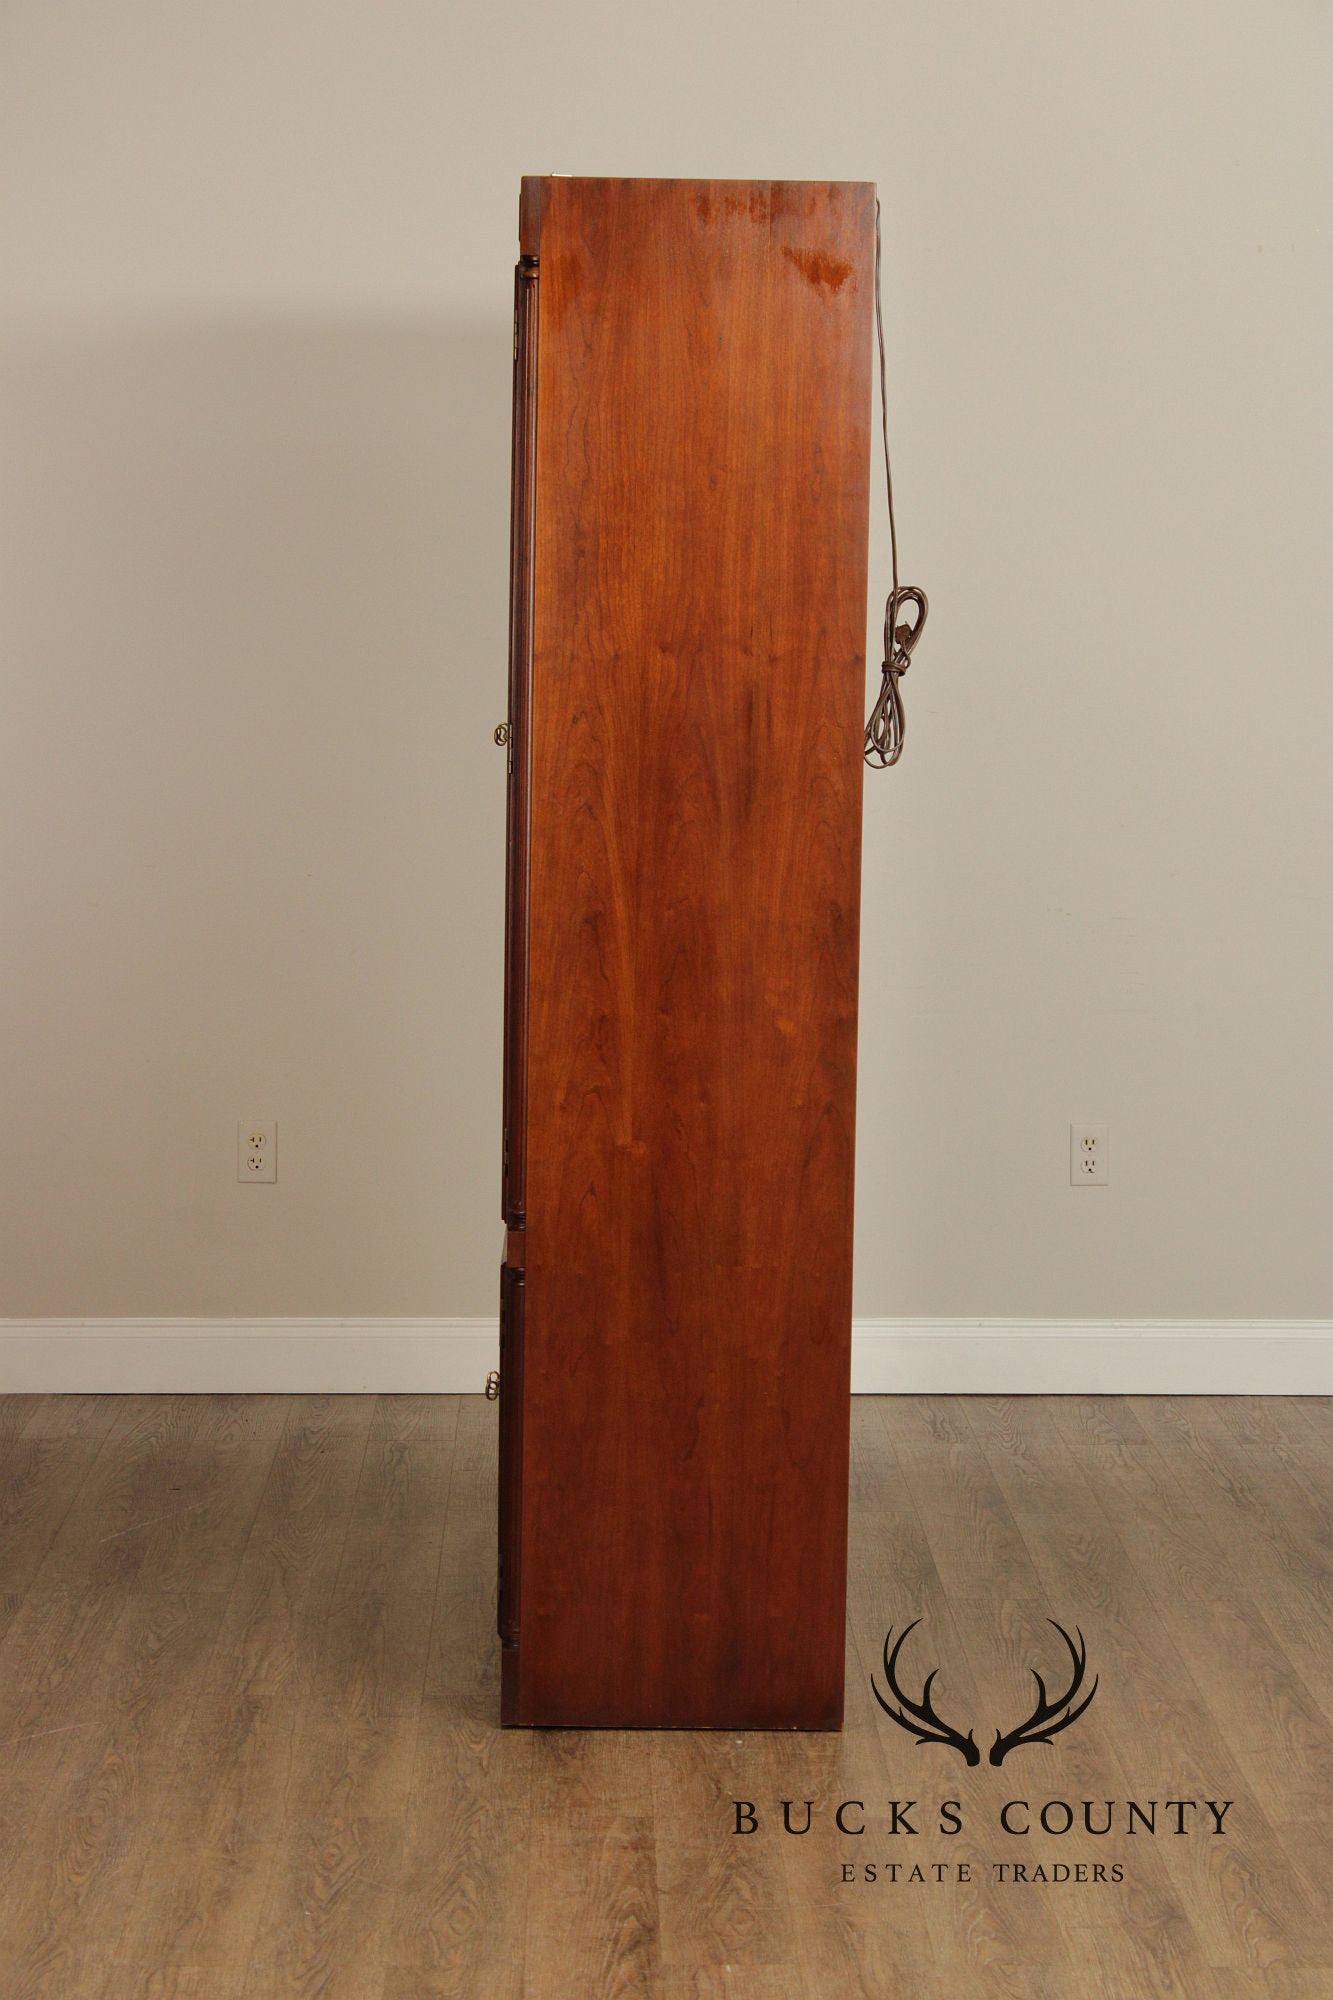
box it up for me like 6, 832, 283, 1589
499, 178, 873, 1729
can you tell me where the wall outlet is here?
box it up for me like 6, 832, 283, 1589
238, 1121, 277, 1183
1070, 1125, 1107, 1186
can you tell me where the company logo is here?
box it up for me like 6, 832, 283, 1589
872, 1618, 1098, 1767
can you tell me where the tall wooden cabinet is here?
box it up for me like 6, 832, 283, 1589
498, 177, 874, 1729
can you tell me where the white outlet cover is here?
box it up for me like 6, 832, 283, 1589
238, 1121, 277, 1183
1070, 1124, 1107, 1186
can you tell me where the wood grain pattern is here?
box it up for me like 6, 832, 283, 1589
505, 177, 874, 1728
0, 1394, 36, 1468
0, 1395, 208, 1917
0, 1392, 1327, 1997
963, 1396, 1327, 1976
649, 1726, 797, 1982
0, 1396, 291, 2000
0, 1393, 119, 1649
882, 1396, 1217, 1989
392, 1397, 532, 2000
100, 1395, 368, 1995
1127, 1397, 1333, 1703
238, 1395, 456, 1999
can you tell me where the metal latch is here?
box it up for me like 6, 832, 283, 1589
484, 1370, 501, 1401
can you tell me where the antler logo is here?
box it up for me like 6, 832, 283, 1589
988, 1620, 1098, 1765
871, 1620, 980, 1765
872, 1618, 1098, 1767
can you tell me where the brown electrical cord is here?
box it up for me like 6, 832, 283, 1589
864, 199, 927, 769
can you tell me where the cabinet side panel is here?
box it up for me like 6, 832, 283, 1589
517, 179, 872, 1727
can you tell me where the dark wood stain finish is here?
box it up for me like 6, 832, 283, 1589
501, 177, 874, 1728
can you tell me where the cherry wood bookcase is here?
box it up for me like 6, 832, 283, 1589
498, 177, 874, 1728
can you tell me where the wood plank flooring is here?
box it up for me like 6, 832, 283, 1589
0, 1394, 1327, 1998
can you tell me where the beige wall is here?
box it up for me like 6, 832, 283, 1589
1, 0, 1329, 1322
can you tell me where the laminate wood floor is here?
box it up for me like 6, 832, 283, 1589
0, 1393, 1327, 1998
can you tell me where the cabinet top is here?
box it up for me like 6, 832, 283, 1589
518, 176, 875, 258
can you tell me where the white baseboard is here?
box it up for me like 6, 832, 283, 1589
0, 1317, 1328, 1395
848, 1319, 1331, 1395
0, 1319, 497, 1395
